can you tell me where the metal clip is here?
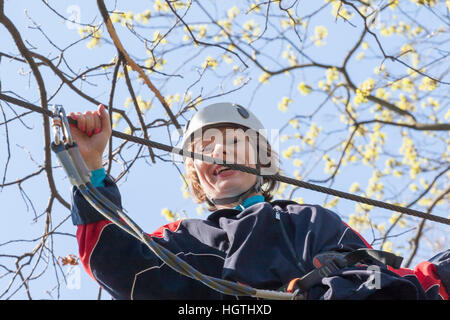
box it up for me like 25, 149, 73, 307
52, 104, 74, 146
52, 105, 63, 145
51, 104, 89, 186
59, 106, 74, 146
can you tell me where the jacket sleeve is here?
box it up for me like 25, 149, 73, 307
295, 206, 449, 300
71, 175, 221, 300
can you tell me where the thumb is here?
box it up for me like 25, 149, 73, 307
98, 104, 112, 134
68, 114, 87, 143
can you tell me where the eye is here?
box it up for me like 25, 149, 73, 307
196, 137, 215, 153
227, 137, 239, 145
202, 142, 215, 153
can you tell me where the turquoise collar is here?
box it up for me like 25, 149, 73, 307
234, 195, 265, 211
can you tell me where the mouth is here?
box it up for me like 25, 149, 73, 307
212, 166, 234, 177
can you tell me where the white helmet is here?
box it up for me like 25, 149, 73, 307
181, 102, 266, 207
181, 102, 267, 152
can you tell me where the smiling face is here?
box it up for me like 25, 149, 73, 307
191, 126, 259, 208
184, 125, 280, 211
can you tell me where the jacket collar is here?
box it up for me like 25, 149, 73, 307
233, 195, 265, 211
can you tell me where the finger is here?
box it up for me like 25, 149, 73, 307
67, 113, 83, 142
84, 110, 94, 136
67, 112, 77, 125
76, 112, 86, 132
98, 104, 112, 135
93, 110, 101, 135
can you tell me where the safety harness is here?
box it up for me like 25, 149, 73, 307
279, 248, 403, 296
49, 105, 428, 300
51, 105, 302, 300
273, 205, 404, 296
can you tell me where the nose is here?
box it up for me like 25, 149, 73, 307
211, 141, 238, 166
210, 142, 226, 160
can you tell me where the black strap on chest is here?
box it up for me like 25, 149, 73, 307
282, 248, 403, 295
273, 205, 404, 296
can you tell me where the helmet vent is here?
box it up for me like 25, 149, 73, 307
236, 105, 249, 119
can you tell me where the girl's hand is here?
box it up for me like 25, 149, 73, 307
67, 104, 111, 171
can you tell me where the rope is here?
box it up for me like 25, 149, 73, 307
50, 133, 301, 299
2, 96, 449, 226
110, 130, 450, 226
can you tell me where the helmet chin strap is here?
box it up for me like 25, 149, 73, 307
207, 147, 265, 209
208, 175, 264, 208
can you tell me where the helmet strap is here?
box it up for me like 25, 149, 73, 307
208, 162, 264, 208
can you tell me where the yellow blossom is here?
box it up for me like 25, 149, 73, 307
325, 67, 339, 84
161, 208, 175, 221
78, 25, 103, 49
382, 241, 393, 253
228, 6, 240, 20
293, 197, 304, 204
389, 0, 399, 9
110, 11, 121, 24
380, 25, 395, 37
282, 146, 297, 159
202, 56, 219, 69
258, 70, 271, 84
248, 3, 261, 12
153, 31, 167, 44
349, 182, 360, 193
242, 19, 261, 42
331, 1, 353, 20
298, 82, 312, 95
324, 197, 339, 209
289, 119, 299, 129
154, 0, 170, 12
282, 46, 298, 66
135, 10, 151, 24
278, 97, 293, 112
233, 76, 244, 86
418, 77, 437, 92
311, 25, 328, 47
303, 122, 321, 146
356, 52, 365, 61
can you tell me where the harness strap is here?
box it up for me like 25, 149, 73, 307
282, 248, 403, 295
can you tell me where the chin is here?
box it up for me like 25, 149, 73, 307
214, 183, 253, 199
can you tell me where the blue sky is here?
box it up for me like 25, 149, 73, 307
0, 0, 448, 300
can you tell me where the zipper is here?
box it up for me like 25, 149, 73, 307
274, 208, 307, 275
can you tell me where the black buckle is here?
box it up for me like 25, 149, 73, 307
281, 249, 404, 294
291, 252, 349, 292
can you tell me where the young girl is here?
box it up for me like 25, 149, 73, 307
68, 102, 449, 300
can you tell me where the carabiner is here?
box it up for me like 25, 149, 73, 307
52, 104, 74, 146
59, 106, 74, 146
51, 105, 63, 145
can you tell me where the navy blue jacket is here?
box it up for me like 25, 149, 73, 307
71, 175, 449, 300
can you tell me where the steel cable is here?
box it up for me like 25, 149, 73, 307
109, 129, 450, 226
1, 96, 448, 226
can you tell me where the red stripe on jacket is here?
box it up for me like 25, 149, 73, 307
76, 220, 112, 282
341, 221, 373, 249
341, 222, 447, 299
76, 219, 182, 282
388, 262, 448, 300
